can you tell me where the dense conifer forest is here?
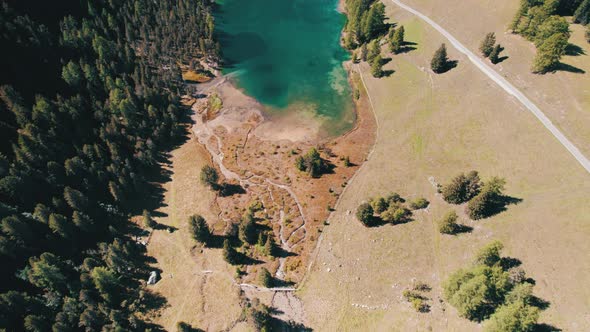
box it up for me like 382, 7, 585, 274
0, 0, 217, 330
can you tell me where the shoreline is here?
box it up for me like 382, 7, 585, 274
185, 0, 376, 284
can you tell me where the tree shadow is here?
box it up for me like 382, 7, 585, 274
397, 41, 418, 54
218, 182, 246, 197
137, 289, 168, 313
440, 60, 459, 73
236, 252, 264, 265
153, 223, 178, 232
565, 43, 586, 56
273, 246, 297, 259
500, 256, 522, 270
483, 195, 523, 218
450, 224, 473, 235
530, 296, 551, 310
553, 62, 585, 74
205, 234, 229, 249
378, 57, 395, 77
495, 55, 509, 64
269, 316, 313, 332
532, 323, 562, 332
363, 215, 413, 228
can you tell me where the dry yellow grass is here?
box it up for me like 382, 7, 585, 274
182, 70, 212, 83
393, 0, 590, 158
299, 7, 590, 331
144, 136, 243, 331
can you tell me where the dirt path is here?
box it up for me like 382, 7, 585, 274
391, 0, 590, 174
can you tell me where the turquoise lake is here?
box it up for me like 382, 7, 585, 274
215, 0, 355, 135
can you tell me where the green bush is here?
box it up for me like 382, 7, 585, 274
474, 240, 504, 267
466, 177, 506, 220
356, 203, 374, 226
200, 165, 219, 188
295, 147, 327, 178
188, 215, 211, 245
409, 197, 429, 210
484, 300, 539, 332
441, 171, 481, 204
438, 210, 459, 234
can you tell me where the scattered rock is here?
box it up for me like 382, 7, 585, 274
147, 271, 159, 285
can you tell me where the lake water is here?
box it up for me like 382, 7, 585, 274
215, 0, 355, 135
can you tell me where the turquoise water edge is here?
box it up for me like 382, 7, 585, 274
215, 0, 355, 135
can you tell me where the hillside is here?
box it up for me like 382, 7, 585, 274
300, 2, 590, 331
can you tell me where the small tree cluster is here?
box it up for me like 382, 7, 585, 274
403, 282, 431, 312
409, 197, 429, 210
466, 177, 506, 220
480, 32, 497, 58
295, 147, 328, 178
441, 171, 482, 204
511, 0, 574, 73
480, 32, 504, 64
443, 241, 542, 330
403, 290, 430, 313
356, 192, 413, 226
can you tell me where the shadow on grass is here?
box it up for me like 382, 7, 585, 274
269, 317, 313, 331
494, 55, 509, 64
274, 246, 297, 259
482, 195, 523, 219
500, 256, 522, 270
532, 323, 562, 332
450, 224, 473, 235
397, 41, 418, 54
363, 216, 413, 228
555, 62, 586, 74
219, 182, 246, 197
565, 43, 586, 56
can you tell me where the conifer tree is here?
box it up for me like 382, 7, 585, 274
239, 211, 257, 245
532, 33, 568, 73
391, 26, 405, 54
263, 234, 276, 257
479, 32, 496, 58
431, 44, 449, 73
223, 239, 238, 264
489, 44, 503, 64
188, 214, 210, 245
367, 39, 381, 62
360, 43, 368, 61
371, 56, 383, 78
200, 165, 219, 189
259, 268, 273, 287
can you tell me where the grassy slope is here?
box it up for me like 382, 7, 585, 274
299, 5, 590, 331
397, 0, 590, 158
145, 137, 243, 331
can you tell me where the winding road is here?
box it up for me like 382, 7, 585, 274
391, 0, 590, 174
